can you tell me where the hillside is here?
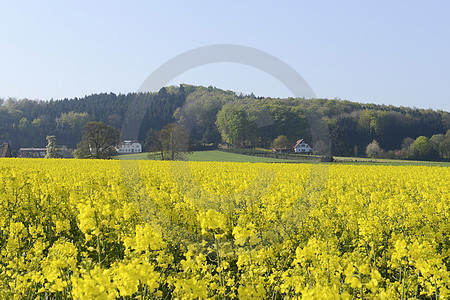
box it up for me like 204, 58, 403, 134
1, 85, 449, 159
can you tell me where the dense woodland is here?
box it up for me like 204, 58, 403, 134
1, 85, 449, 160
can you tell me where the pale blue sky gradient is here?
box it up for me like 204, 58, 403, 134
0, 1, 449, 111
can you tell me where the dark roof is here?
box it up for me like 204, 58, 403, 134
0, 141, 12, 158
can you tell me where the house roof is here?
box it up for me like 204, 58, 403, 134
121, 140, 141, 145
293, 139, 305, 149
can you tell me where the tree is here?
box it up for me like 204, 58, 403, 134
45, 135, 58, 158
442, 130, 450, 159
438, 142, 449, 159
31, 118, 43, 146
216, 104, 254, 147
272, 135, 290, 149
56, 112, 90, 147
73, 142, 91, 159
106, 114, 122, 129
401, 137, 415, 155
145, 128, 164, 160
331, 117, 361, 157
429, 133, 449, 159
409, 136, 433, 160
313, 140, 329, 155
366, 139, 383, 158
18, 117, 32, 146
174, 87, 235, 146
158, 123, 190, 160
74, 122, 120, 159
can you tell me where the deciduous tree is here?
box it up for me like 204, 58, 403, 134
216, 104, 254, 147
272, 135, 290, 149
45, 135, 58, 158
74, 122, 120, 159
158, 123, 190, 160
366, 139, 383, 158
409, 136, 433, 160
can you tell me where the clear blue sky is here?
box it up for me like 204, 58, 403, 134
1, 1, 449, 111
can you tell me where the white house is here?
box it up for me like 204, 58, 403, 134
117, 140, 142, 154
293, 139, 313, 154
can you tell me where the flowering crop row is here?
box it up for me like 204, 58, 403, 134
0, 159, 448, 299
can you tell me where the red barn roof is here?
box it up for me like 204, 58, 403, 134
293, 139, 305, 149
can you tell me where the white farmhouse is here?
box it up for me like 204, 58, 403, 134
117, 140, 142, 154
293, 139, 313, 154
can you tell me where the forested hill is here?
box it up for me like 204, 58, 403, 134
1, 85, 449, 158
0, 86, 186, 150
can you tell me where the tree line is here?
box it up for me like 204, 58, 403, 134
1, 85, 449, 160
0, 86, 185, 150
366, 132, 450, 160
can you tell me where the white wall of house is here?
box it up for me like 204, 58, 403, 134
117, 141, 142, 154
294, 141, 313, 153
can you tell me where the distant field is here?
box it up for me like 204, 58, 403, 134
333, 156, 450, 167
116, 150, 450, 166
116, 150, 293, 163
222, 148, 450, 166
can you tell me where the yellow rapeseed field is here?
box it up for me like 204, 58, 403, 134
0, 158, 449, 299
